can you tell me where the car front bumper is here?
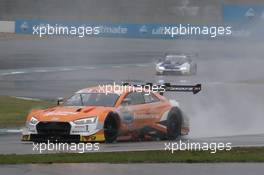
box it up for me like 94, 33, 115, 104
156, 67, 190, 75
161, 69, 188, 75
22, 121, 105, 142
21, 132, 105, 142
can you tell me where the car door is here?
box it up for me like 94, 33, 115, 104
142, 92, 167, 123
118, 92, 151, 131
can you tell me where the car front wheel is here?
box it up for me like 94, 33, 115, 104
104, 114, 119, 143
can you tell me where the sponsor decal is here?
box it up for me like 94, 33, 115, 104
122, 110, 134, 124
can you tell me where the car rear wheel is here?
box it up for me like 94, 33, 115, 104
167, 107, 182, 140
104, 114, 119, 143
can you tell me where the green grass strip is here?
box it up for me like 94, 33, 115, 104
1, 147, 264, 164
0, 96, 53, 127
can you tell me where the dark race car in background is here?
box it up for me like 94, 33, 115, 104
155, 53, 197, 75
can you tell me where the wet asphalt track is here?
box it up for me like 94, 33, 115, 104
1, 37, 264, 154
1, 163, 264, 175
1, 133, 264, 154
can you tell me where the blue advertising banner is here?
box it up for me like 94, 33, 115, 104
15, 19, 232, 39
223, 5, 264, 39
223, 5, 264, 23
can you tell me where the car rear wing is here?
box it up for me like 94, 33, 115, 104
122, 82, 201, 95
160, 83, 201, 95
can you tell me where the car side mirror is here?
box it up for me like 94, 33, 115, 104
122, 98, 132, 106
57, 97, 64, 106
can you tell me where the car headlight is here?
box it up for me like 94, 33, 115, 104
180, 63, 189, 71
29, 116, 39, 125
180, 66, 188, 71
73, 116, 97, 125
157, 66, 165, 70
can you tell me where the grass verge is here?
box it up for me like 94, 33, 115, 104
0, 147, 264, 164
0, 96, 53, 127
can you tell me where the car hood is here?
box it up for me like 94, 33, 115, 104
32, 106, 112, 122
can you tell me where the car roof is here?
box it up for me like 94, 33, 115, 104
165, 52, 197, 57
76, 85, 150, 95
166, 55, 187, 59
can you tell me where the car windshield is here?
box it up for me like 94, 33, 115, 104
64, 93, 119, 107
164, 56, 188, 64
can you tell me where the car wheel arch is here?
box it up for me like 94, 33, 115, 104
103, 111, 121, 143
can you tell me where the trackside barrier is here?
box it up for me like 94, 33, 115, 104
0, 21, 15, 33
223, 5, 264, 38
15, 19, 233, 39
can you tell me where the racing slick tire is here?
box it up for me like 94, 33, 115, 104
156, 71, 164, 75
167, 107, 182, 140
104, 113, 120, 143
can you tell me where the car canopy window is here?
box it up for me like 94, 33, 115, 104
125, 92, 145, 105
143, 93, 160, 103
64, 93, 119, 107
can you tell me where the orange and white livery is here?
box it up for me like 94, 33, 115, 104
22, 84, 190, 143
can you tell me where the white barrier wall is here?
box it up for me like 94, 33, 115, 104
0, 21, 15, 33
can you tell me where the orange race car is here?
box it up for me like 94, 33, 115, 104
22, 83, 201, 143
